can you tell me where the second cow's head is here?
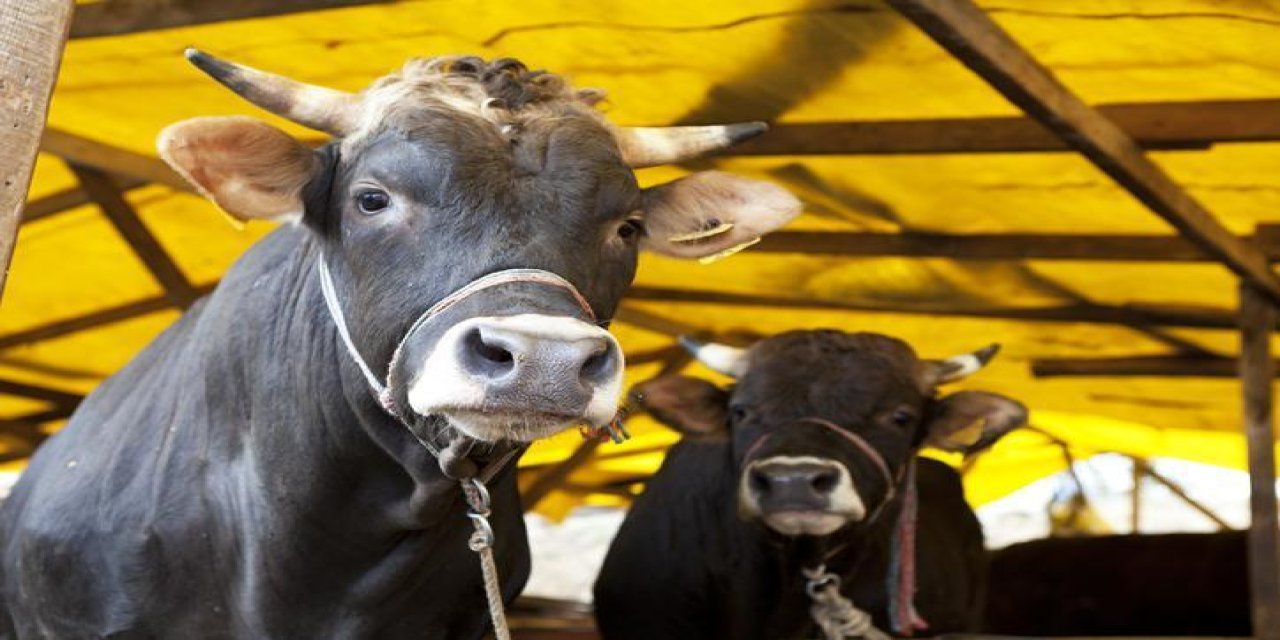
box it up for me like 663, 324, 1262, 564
159, 52, 799, 443
634, 330, 1028, 537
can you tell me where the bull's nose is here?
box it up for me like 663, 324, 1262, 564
459, 321, 618, 389
749, 461, 841, 510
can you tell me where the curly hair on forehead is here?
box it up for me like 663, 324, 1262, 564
369, 54, 598, 112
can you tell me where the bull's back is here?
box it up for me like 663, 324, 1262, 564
984, 531, 1249, 635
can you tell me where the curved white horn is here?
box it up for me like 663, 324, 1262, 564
678, 336, 749, 378
928, 343, 1001, 386
616, 122, 767, 168
185, 49, 361, 136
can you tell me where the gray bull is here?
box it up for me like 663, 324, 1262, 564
0, 53, 798, 638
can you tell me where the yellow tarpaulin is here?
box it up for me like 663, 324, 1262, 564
6, 0, 1280, 518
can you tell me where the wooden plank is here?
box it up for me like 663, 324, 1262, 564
1137, 458, 1235, 532
41, 129, 192, 192
70, 0, 391, 39
23, 175, 147, 224
0, 0, 74, 301
1239, 282, 1280, 640
1032, 355, 1249, 378
628, 286, 1245, 330
0, 284, 213, 350
885, 0, 1280, 305
0, 378, 83, 407
71, 164, 200, 309
733, 99, 1280, 156
753, 231, 1238, 262
613, 305, 706, 337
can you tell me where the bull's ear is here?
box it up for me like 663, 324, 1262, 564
158, 116, 317, 224
640, 171, 800, 261
925, 391, 1028, 455
631, 375, 731, 441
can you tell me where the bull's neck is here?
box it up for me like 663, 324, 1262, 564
212, 228, 476, 534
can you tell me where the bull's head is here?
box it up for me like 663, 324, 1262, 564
633, 330, 1027, 537
159, 52, 799, 443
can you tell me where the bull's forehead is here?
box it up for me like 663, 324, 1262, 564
345, 56, 609, 148
737, 331, 927, 414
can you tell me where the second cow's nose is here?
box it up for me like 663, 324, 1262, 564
749, 461, 842, 511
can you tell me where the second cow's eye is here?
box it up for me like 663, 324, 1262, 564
356, 189, 391, 214
890, 407, 916, 427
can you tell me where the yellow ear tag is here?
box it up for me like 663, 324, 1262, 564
698, 237, 760, 264
668, 221, 734, 243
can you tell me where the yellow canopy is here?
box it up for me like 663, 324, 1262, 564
5, 0, 1280, 518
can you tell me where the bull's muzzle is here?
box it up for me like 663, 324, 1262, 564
407, 314, 623, 442
739, 456, 866, 537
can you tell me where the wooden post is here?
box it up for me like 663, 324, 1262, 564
1130, 456, 1143, 534
1240, 282, 1280, 639
0, 0, 75, 300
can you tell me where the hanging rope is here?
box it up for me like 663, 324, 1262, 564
802, 565, 893, 640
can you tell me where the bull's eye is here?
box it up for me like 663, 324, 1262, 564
356, 189, 391, 214
729, 405, 749, 422
890, 408, 916, 427
617, 217, 645, 242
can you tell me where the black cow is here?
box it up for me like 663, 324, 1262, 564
984, 531, 1250, 636
594, 330, 1027, 639
0, 53, 799, 638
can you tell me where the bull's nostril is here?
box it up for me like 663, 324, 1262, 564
749, 469, 771, 495
579, 344, 612, 381
461, 328, 517, 379
811, 470, 838, 494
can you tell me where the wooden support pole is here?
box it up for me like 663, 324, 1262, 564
23, 175, 147, 224
1239, 282, 1280, 639
42, 129, 191, 192
885, 0, 1280, 305
1130, 456, 1143, 534
0, 0, 74, 300
71, 164, 200, 309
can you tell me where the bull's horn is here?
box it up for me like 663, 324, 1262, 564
616, 122, 767, 168
678, 336, 749, 378
926, 343, 1001, 386
185, 48, 361, 137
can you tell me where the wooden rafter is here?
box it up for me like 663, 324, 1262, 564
70, 0, 393, 39
734, 99, 1280, 156
42, 129, 191, 192
71, 164, 201, 309
627, 286, 1246, 330
1032, 355, 1257, 379
0, 0, 74, 301
885, 0, 1280, 305
0, 284, 215, 351
0, 378, 83, 408
1240, 283, 1280, 638
753, 229, 1280, 263
23, 175, 148, 224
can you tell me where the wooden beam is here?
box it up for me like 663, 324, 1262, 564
0, 284, 214, 351
1135, 458, 1235, 532
1239, 282, 1280, 639
0, 378, 82, 408
1130, 455, 1143, 533
1032, 355, 1252, 378
614, 305, 706, 338
41, 129, 191, 192
885, 0, 1280, 305
70, 0, 391, 39
628, 286, 1246, 330
23, 175, 148, 224
0, 0, 74, 301
733, 99, 1280, 156
752, 230, 1280, 263
71, 164, 201, 308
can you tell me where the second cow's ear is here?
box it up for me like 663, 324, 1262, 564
631, 375, 731, 441
640, 171, 800, 261
158, 116, 319, 224
924, 391, 1028, 455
